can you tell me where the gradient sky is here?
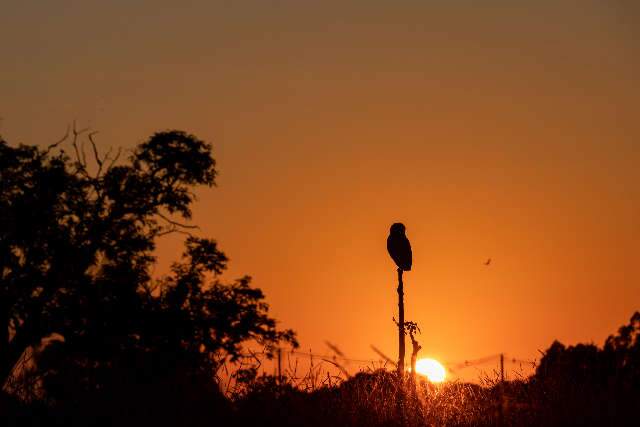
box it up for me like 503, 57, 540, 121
2, 1, 639, 380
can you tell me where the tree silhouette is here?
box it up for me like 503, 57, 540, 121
536, 311, 640, 386
0, 128, 297, 404
532, 312, 640, 425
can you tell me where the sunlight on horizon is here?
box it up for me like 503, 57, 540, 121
414, 358, 447, 383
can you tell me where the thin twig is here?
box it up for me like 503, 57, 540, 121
156, 212, 199, 229
45, 125, 70, 152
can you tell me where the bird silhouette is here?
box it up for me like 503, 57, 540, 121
387, 223, 412, 271
485, 258, 491, 266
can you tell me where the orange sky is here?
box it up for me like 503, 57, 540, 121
1, 1, 639, 381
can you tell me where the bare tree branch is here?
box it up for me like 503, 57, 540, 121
45, 125, 70, 152
88, 131, 103, 177
106, 147, 123, 170
156, 226, 195, 238
156, 212, 199, 230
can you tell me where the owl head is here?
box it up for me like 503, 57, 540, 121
390, 222, 406, 235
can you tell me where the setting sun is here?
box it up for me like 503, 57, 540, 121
414, 358, 447, 383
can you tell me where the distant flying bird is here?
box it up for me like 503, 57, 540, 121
485, 258, 491, 266
387, 223, 412, 271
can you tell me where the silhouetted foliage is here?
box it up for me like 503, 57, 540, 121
530, 311, 640, 425
0, 129, 296, 424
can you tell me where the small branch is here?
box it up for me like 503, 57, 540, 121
70, 121, 91, 176
156, 212, 199, 230
72, 120, 90, 137
89, 132, 102, 168
409, 328, 422, 386
106, 147, 122, 170
156, 225, 195, 238
45, 125, 70, 152
80, 140, 87, 167
72, 138, 82, 165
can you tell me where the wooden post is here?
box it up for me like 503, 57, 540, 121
397, 268, 405, 379
396, 268, 406, 427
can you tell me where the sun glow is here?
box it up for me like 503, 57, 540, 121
414, 358, 446, 383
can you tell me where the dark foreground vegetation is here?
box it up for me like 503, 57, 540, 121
2, 311, 639, 427
234, 317, 640, 427
1, 130, 638, 426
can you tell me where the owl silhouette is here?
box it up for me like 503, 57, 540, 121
387, 222, 412, 271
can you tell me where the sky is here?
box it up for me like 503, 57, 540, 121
1, 0, 639, 381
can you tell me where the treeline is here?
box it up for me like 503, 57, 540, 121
230, 312, 639, 427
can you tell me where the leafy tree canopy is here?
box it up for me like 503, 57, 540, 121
0, 128, 297, 402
